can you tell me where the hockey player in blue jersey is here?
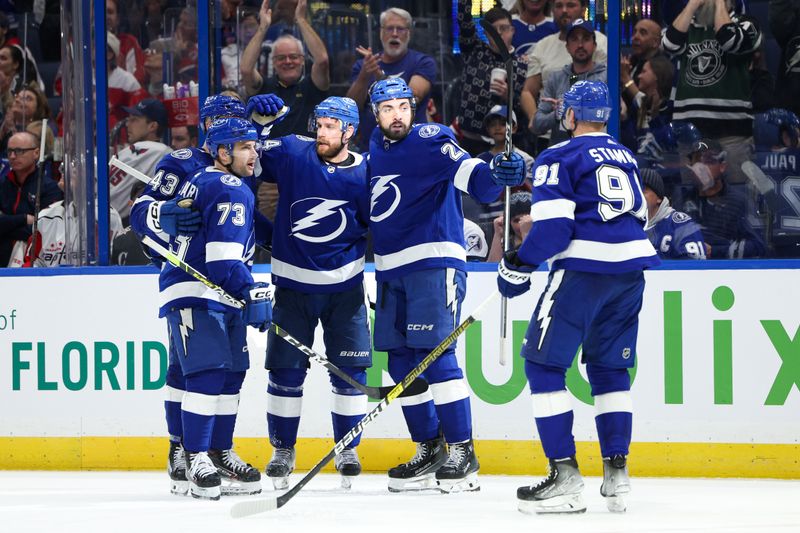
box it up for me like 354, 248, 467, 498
641, 168, 707, 259
249, 95, 372, 489
158, 117, 271, 500
130, 94, 278, 497
367, 77, 526, 493
496, 81, 660, 514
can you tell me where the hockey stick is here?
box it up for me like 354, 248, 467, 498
141, 235, 421, 400
230, 291, 500, 517
480, 19, 514, 367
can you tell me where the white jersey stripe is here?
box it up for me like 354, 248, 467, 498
398, 389, 434, 407
206, 241, 245, 262
160, 280, 236, 309
551, 238, 657, 263
271, 256, 365, 285
374, 241, 466, 272
531, 199, 576, 222
453, 158, 483, 193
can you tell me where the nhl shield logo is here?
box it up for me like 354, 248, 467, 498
622, 347, 631, 359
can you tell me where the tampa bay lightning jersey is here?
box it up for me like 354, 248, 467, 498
255, 134, 369, 293
368, 123, 503, 280
646, 201, 706, 259
520, 132, 660, 273
752, 148, 800, 250
158, 167, 256, 316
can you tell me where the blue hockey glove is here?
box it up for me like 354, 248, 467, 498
247, 94, 288, 129
243, 282, 272, 332
497, 249, 536, 298
158, 198, 201, 237
491, 152, 526, 187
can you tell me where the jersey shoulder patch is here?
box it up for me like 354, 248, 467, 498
671, 211, 692, 224
295, 135, 315, 142
261, 139, 281, 151
170, 148, 193, 159
417, 124, 441, 138
220, 174, 242, 187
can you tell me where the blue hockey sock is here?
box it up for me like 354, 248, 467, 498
210, 371, 245, 451
165, 361, 185, 441
389, 347, 438, 442
526, 360, 576, 459
588, 364, 633, 457
430, 378, 472, 443
330, 369, 367, 446
182, 369, 225, 453
266, 368, 306, 449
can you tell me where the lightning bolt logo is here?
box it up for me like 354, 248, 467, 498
536, 270, 565, 350
178, 308, 194, 357
445, 268, 459, 328
290, 198, 348, 243
370, 174, 402, 222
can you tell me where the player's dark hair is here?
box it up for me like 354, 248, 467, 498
483, 7, 512, 25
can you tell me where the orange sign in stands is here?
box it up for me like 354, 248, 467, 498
164, 97, 199, 127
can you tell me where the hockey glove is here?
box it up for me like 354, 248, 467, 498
497, 249, 536, 298
490, 152, 526, 187
158, 198, 201, 237
243, 282, 272, 332
247, 94, 289, 133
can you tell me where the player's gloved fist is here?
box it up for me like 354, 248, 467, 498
158, 198, 201, 236
247, 94, 288, 126
497, 249, 536, 298
490, 152, 526, 187
243, 282, 272, 332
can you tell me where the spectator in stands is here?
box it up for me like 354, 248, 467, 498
510, 0, 558, 58
662, 0, 762, 184
347, 7, 437, 151
521, 0, 608, 129
455, 3, 528, 155
221, 10, 260, 90
621, 18, 663, 93
621, 54, 674, 153
0, 84, 50, 157
107, 31, 147, 131
170, 125, 198, 150
678, 138, 766, 258
532, 19, 607, 145
769, 0, 800, 117
749, 42, 775, 114
240, 0, 329, 138
487, 190, 533, 261
107, 0, 146, 86
642, 168, 707, 259
25, 119, 60, 184
0, 44, 39, 94
143, 7, 199, 96
0, 131, 63, 267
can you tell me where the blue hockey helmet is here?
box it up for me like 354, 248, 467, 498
753, 108, 800, 150
205, 117, 258, 158
313, 96, 360, 134
369, 77, 415, 114
200, 95, 246, 131
559, 80, 611, 124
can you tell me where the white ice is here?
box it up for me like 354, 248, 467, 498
1, 472, 798, 533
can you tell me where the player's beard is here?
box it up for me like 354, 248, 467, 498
380, 118, 412, 141
316, 137, 345, 160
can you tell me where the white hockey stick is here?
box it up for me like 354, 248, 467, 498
230, 291, 500, 517
109, 156, 152, 185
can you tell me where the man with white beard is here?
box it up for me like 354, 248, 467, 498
346, 7, 437, 151
662, 0, 762, 183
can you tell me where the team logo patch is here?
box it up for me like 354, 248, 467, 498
220, 174, 242, 186
261, 140, 281, 151
672, 211, 691, 223
370, 174, 402, 222
418, 124, 440, 138
289, 197, 348, 243
171, 148, 192, 159
685, 39, 726, 87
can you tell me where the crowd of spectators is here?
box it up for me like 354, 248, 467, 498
2, 0, 800, 267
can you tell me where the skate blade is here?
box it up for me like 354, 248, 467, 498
604, 494, 627, 513
340, 475, 355, 490
221, 480, 262, 496
170, 479, 189, 496
436, 472, 480, 493
189, 482, 221, 501
270, 476, 290, 491
518, 493, 586, 515
387, 473, 438, 493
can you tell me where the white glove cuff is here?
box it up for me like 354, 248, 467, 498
498, 258, 531, 285
147, 201, 165, 234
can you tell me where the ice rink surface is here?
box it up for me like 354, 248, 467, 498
2, 471, 799, 533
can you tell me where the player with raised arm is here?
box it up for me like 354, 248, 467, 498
129, 95, 277, 497
496, 80, 660, 514
158, 117, 271, 500
248, 94, 372, 490
367, 77, 526, 493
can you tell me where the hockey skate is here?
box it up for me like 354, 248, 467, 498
208, 448, 262, 496
600, 454, 631, 513
517, 457, 586, 514
387, 437, 447, 492
167, 440, 188, 496
435, 439, 480, 493
185, 450, 222, 500
334, 447, 362, 489
265, 447, 295, 490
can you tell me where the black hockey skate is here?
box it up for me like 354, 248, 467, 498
435, 439, 480, 493
600, 454, 631, 513
167, 440, 188, 496
387, 437, 447, 492
265, 447, 295, 490
517, 457, 586, 514
334, 447, 361, 489
185, 450, 222, 500
208, 448, 262, 496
